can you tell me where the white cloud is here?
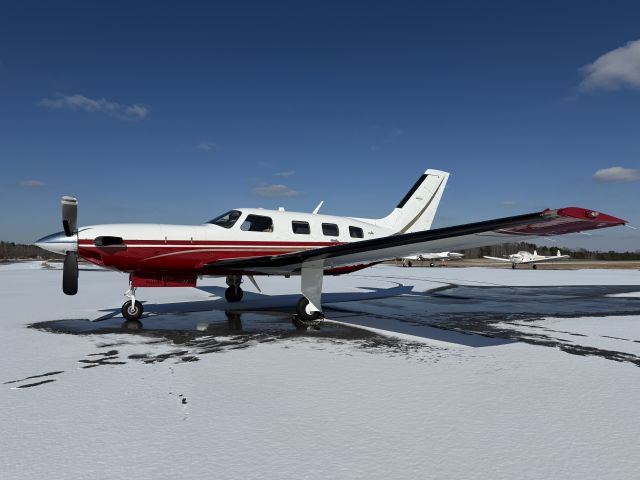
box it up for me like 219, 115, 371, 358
18, 180, 45, 188
252, 184, 300, 197
39, 93, 149, 120
196, 141, 218, 151
579, 39, 640, 91
274, 170, 295, 177
593, 166, 640, 182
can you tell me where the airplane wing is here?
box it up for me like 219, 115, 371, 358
203, 207, 624, 275
526, 255, 571, 264
483, 256, 512, 262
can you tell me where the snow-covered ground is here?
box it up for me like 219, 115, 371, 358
1, 262, 639, 479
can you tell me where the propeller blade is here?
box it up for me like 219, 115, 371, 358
63, 251, 78, 295
62, 196, 78, 236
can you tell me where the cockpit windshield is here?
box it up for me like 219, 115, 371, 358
208, 210, 242, 228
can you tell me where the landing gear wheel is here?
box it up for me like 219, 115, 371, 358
225, 286, 244, 302
430, 262, 435, 267
532, 264, 537, 270
122, 300, 143, 320
295, 296, 321, 322
511, 264, 516, 269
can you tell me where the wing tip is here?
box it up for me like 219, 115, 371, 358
556, 207, 626, 225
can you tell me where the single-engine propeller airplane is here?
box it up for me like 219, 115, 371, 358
484, 249, 570, 269
401, 251, 464, 267
35, 168, 626, 326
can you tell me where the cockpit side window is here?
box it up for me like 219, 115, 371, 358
241, 214, 274, 232
208, 210, 242, 229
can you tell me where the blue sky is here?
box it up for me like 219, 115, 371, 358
1, 0, 639, 250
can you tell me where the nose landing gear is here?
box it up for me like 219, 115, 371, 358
122, 283, 144, 320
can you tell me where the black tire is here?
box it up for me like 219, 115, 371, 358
296, 297, 321, 321
407, 261, 412, 267
122, 300, 143, 320
532, 264, 537, 270
430, 262, 435, 267
225, 286, 244, 302
511, 264, 516, 269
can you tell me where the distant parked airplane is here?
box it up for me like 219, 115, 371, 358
484, 250, 570, 269
401, 251, 464, 267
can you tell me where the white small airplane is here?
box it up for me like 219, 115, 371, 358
35, 168, 625, 327
483, 249, 570, 269
401, 251, 464, 267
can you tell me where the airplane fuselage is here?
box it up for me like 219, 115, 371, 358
39, 208, 397, 282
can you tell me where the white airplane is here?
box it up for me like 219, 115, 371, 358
35, 168, 625, 327
401, 251, 464, 267
483, 249, 570, 269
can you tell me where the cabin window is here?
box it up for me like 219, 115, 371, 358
349, 226, 364, 238
322, 223, 339, 237
292, 221, 310, 235
241, 214, 274, 232
208, 210, 242, 229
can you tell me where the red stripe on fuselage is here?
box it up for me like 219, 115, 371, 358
78, 239, 339, 246
78, 240, 342, 273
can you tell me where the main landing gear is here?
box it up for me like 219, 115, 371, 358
293, 297, 324, 330
225, 275, 244, 302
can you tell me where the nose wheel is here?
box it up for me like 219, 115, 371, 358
122, 299, 144, 321
122, 283, 143, 320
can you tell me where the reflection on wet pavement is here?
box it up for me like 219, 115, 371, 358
24, 284, 640, 379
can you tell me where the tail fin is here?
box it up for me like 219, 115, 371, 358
557, 249, 562, 257
368, 169, 450, 233
534, 250, 538, 256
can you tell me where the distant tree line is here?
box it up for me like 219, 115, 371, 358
0, 242, 63, 260
459, 242, 640, 261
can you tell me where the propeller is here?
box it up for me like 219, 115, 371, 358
61, 196, 79, 295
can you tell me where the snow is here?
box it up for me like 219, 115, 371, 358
1, 262, 640, 479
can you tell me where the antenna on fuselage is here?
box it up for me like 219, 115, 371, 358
312, 201, 324, 214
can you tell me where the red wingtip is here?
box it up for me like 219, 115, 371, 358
556, 207, 627, 225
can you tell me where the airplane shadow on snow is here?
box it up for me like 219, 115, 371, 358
24, 283, 640, 378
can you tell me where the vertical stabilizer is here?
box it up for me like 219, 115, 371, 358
368, 169, 450, 233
